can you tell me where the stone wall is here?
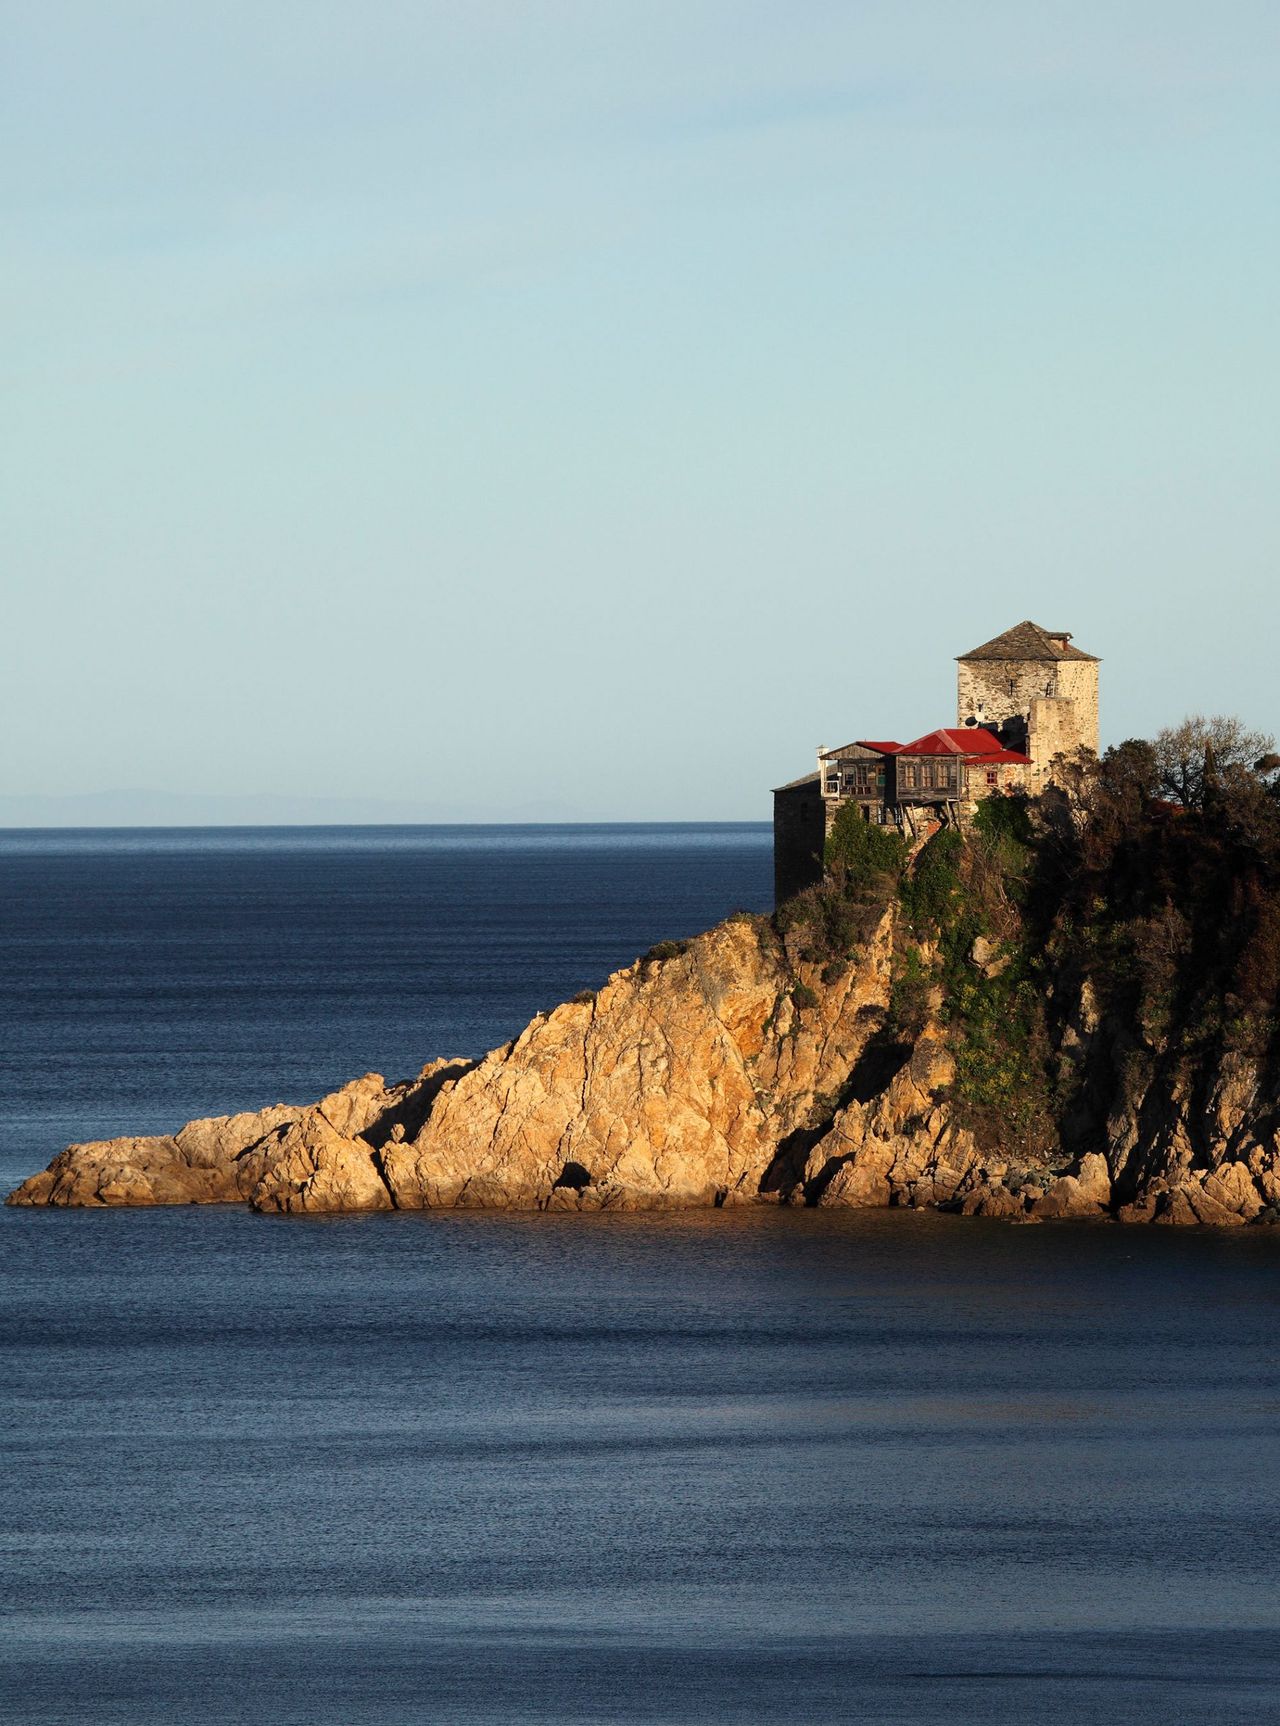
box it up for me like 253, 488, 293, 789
1053, 659, 1099, 752
773, 778, 825, 905
958, 658, 1063, 729
1026, 698, 1083, 789
957, 656, 1098, 788
964, 758, 1030, 802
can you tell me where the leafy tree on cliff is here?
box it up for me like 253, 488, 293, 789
824, 804, 907, 898
1153, 714, 1275, 809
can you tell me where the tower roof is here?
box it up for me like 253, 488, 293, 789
957, 621, 1099, 663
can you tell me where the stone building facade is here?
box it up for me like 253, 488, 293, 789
955, 621, 1099, 794
772, 620, 1100, 903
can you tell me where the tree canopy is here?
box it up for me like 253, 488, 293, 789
1153, 714, 1275, 809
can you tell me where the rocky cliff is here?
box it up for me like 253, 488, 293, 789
8, 911, 895, 1215
12, 853, 1280, 1225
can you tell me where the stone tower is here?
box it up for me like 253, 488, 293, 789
956, 621, 1099, 791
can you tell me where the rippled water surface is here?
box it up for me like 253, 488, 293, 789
3, 827, 1279, 1724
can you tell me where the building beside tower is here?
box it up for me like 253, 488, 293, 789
771, 621, 1100, 903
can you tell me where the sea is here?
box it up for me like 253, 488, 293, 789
2, 825, 1279, 1726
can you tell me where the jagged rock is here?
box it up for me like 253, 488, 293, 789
1200, 1160, 1264, 1221
1115, 1187, 1163, 1224
803, 1024, 982, 1211
378, 915, 893, 1211
970, 935, 1011, 979
959, 1183, 1027, 1219
7, 1104, 303, 1208
8, 917, 893, 1216
9, 893, 1280, 1228
247, 1114, 393, 1214
1029, 1152, 1112, 1220
6, 1065, 472, 1213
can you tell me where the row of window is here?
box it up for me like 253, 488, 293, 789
825, 762, 1005, 795
898, 761, 959, 791
824, 769, 884, 795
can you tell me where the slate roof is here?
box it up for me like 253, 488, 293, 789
771, 771, 821, 793
957, 621, 1099, 663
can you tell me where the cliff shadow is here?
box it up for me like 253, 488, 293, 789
842, 1024, 913, 1105
758, 1024, 913, 1200
362, 1060, 477, 1149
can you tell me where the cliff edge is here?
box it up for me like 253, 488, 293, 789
7, 911, 895, 1215
13, 750, 1280, 1226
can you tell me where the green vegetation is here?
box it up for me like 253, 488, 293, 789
824, 802, 909, 893
776, 807, 908, 966
1042, 728, 1280, 1059
887, 943, 933, 1041
1152, 713, 1275, 810
885, 721, 1280, 1150
775, 880, 865, 962
892, 796, 1053, 1149
643, 939, 688, 963
773, 717, 1280, 1156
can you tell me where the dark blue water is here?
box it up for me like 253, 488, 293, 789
3, 827, 1279, 1725
0, 824, 771, 1179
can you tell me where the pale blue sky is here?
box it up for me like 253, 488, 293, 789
4, 2, 1277, 820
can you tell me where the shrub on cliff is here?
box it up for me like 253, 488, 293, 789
777, 810, 906, 965
895, 821, 1054, 1151
824, 805, 908, 899
776, 879, 866, 962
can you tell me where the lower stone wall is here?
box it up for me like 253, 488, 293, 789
1028, 697, 1089, 789
772, 779, 825, 905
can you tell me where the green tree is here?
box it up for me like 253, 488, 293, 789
824, 804, 908, 898
1153, 714, 1274, 809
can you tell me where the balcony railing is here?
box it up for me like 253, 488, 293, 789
823, 774, 886, 798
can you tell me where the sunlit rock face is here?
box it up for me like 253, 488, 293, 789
10, 903, 1280, 1227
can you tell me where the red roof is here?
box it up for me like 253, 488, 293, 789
892, 727, 1031, 767
897, 727, 1001, 756
976, 749, 1032, 766
851, 727, 1030, 768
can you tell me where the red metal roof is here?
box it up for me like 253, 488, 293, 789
848, 728, 1030, 768
897, 727, 1003, 757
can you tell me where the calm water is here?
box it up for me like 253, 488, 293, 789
3, 827, 1279, 1725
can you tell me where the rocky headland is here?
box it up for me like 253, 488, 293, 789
13, 745, 1280, 1225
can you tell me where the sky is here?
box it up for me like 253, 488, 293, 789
3, 1, 1278, 821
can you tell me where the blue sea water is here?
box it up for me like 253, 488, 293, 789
3, 826, 1279, 1726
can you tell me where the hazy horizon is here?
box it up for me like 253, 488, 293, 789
0, 789, 773, 828
6, 3, 1277, 820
